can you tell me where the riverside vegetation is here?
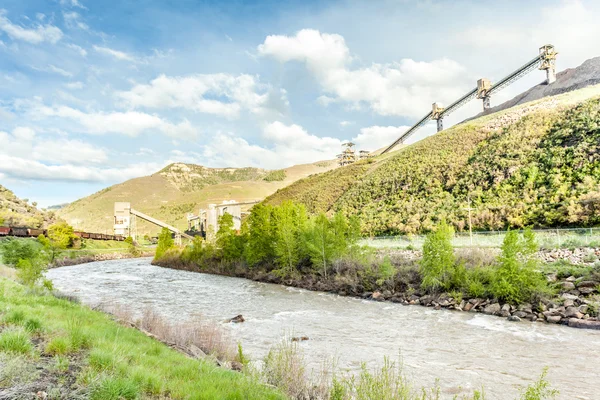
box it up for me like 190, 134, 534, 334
154, 202, 600, 328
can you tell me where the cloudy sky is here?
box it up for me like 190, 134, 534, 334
1, 0, 599, 207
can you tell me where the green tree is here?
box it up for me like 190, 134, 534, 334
244, 204, 275, 266
155, 228, 174, 260
272, 202, 307, 277
216, 213, 244, 261
303, 213, 337, 277
420, 221, 456, 292
47, 222, 76, 249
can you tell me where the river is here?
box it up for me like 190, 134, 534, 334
47, 258, 600, 399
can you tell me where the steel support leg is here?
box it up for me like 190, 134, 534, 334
436, 118, 443, 132
483, 96, 491, 111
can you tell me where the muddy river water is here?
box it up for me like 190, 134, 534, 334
47, 258, 600, 399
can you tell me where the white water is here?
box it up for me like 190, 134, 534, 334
47, 258, 600, 399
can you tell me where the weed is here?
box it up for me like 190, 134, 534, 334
0, 328, 33, 354
519, 368, 558, 400
45, 336, 70, 356
88, 349, 115, 372
53, 355, 70, 373
3, 309, 25, 325
24, 318, 42, 333
90, 377, 139, 400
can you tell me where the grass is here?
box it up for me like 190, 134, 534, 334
0, 277, 286, 399
0, 328, 33, 354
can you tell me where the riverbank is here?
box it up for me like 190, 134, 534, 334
52, 250, 154, 268
0, 276, 285, 399
153, 247, 600, 330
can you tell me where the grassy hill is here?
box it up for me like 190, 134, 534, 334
264, 84, 600, 235
58, 161, 337, 236
0, 185, 58, 228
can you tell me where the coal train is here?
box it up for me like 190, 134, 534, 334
0, 226, 124, 241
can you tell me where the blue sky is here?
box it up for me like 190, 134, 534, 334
1, 0, 599, 207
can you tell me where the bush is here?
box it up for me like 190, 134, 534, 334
0, 239, 38, 266
420, 221, 457, 292
24, 318, 42, 333
489, 229, 550, 304
263, 169, 287, 182
16, 258, 45, 288
154, 228, 174, 260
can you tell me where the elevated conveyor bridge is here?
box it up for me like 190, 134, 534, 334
381, 45, 557, 154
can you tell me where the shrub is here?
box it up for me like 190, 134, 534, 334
519, 368, 558, 400
376, 256, 396, 286
263, 169, 287, 182
154, 227, 174, 260
0, 239, 38, 266
16, 258, 45, 288
489, 229, 550, 304
420, 221, 457, 292
0, 328, 32, 354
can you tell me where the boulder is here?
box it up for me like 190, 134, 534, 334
500, 304, 511, 317
463, 302, 474, 312
513, 311, 528, 319
507, 315, 521, 322
576, 280, 598, 288
568, 319, 600, 330
579, 287, 597, 295
371, 291, 383, 300
564, 307, 584, 319
579, 304, 589, 314
483, 303, 501, 315
382, 290, 392, 299
566, 276, 577, 282
227, 315, 245, 323
561, 281, 576, 290
546, 315, 562, 324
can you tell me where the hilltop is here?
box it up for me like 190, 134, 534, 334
0, 185, 58, 228
58, 160, 337, 235
264, 76, 600, 235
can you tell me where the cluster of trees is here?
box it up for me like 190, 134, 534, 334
265, 98, 600, 236
156, 201, 361, 278
421, 221, 550, 304
1, 222, 76, 289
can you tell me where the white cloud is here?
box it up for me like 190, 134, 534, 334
0, 126, 162, 183
117, 73, 287, 119
65, 81, 84, 90
0, 127, 106, 165
259, 29, 470, 118
0, 9, 63, 44
63, 11, 89, 31
36, 104, 198, 138
67, 43, 87, 57
351, 125, 411, 151
93, 45, 136, 61
60, 0, 87, 10
340, 120, 354, 127
200, 121, 341, 169
0, 156, 159, 182
48, 64, 73, 77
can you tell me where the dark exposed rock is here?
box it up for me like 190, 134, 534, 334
568, 318, 600, 330
507, 315, 521, 322
226, 315, 245, 323
483, 303, 501, 315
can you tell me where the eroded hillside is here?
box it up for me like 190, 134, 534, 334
59, 161, 337, 235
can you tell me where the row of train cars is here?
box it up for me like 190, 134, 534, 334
0, 226, 125, 241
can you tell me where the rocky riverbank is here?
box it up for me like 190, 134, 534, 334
153, 248, 600, 331
52, 251, 153, 268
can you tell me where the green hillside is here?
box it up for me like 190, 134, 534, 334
59, 161, 337, 236
263, 85, 600, 235
0, 185, 58, 228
